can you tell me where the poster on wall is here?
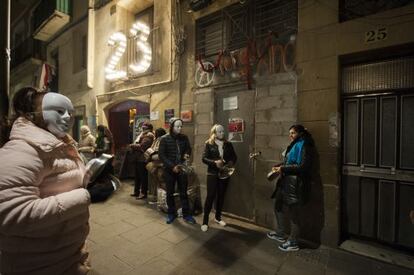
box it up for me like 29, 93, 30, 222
164, 109, 175, 128
228, 117, 244, 142
150, 111, 159, 121
133, 114, 150, 142
223, 96, 238, 111
180, 110, 193, 123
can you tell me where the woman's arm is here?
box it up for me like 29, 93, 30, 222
202, 143, 216, 165
226, 142, 237, 165
0, 142, 90, 235
158, 136, 175, 169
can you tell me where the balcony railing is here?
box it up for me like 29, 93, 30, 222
33, 0, 71, 41
11, 38, 45, 68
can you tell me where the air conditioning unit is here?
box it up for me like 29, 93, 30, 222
189, 0, 213, 12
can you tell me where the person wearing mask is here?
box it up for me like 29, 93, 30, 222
158, 118, 196, 224
267, 124, 314, 252
130, 122, 154, 199
145, 127, 167, 203
201, 124, 237, 232
0, 87, 92, 274
95, 124, 114, 156
78, 125, 96, 162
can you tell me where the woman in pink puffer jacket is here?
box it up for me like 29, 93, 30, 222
0, 87, 91, 275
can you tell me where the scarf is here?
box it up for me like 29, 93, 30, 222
286, 139, 304, 165
215, 139, 224, 158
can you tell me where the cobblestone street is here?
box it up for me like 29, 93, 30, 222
87, 181, 413, 275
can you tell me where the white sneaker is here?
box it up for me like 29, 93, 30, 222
214, 219, 226, 227
201, 224, 208, 232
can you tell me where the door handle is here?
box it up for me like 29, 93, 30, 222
249, 151, 261, 160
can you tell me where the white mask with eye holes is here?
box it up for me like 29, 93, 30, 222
42, 93, 74, 138
172, 120, 183, 135
215, 125, 225, 140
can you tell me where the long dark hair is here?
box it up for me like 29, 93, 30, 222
1, 87, 47, 146
289, 124, 314, 146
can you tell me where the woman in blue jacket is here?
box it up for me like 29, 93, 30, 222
267, 124, 314, 252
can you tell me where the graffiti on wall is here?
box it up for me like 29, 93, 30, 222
195, 34, 296, 89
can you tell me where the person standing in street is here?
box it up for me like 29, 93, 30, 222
130, 122, 154, 199
267, 124, 314, 252
158, 118, 196, 224
78, 125, 96, 162
201, 124, 237, 232
95, 124, 114, 157
0, 87, 92, 274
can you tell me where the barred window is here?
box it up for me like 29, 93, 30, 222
196, 0, 297, 58
339, 0, 414, 22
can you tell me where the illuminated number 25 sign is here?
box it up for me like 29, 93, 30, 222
105, 21, 152, 81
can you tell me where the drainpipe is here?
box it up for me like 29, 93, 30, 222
0, 0, 11, 147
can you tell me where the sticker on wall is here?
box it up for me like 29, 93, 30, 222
223, 96, 238, 111
150, 111, 159, 121
133, 114, 150, 142
164, 109, 175, 128
228, 117, 244, 143
180, 110, 193, 123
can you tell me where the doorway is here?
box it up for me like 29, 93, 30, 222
107, 100, 150, 150
107, 100, 150, 178
214, 88, 256, 220
341, 56, 414, 251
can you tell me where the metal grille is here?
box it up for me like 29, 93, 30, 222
225, 3, 250, 51
339, 0, 414, 22
254, 0, 297, 41
342, 56, 414, 94
195, 0, 297, 58
196, 11, 224, 57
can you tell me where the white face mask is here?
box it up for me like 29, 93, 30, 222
42, 93, 74, 138
215, 125, 225, 140
172, 120, 183, 134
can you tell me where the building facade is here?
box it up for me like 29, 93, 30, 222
89, 0, 414, 255
13, 0, 413, 256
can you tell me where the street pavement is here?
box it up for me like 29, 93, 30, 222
87, 180, 414, 275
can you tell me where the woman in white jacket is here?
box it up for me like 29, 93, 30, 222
0, 87, 92, 275
78, 125, 96, 162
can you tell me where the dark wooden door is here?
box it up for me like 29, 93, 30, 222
342, 93, 414, 250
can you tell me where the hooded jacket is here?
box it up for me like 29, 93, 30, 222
78, 126, 96, 153
0, 117, 91, 275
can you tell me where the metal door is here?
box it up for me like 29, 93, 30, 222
342, 93, 414, 251
215, 89, 255, 220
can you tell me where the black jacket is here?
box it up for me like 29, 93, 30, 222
272, 140, 313, 206
158, 133, 191, 171
202, 141, 237, 175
